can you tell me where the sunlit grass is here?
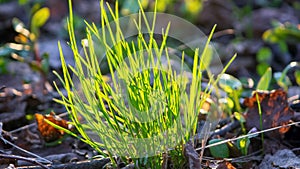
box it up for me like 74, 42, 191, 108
52, 0, 236, 167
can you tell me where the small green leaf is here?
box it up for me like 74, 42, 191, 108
256, 47, 272, 63
256, 67, 272, 90
263, 22, 300, 43
31, 7, 50, 36
208, 139, 229, 158
274, 62, 300, 90
274, 72, 291, 90
234, 112, 245, 123
236, 137, 250, 155
32, 7, 50, 27
219, 97, 234, 109
219, 74, 242, 93
295, 70, 300, 86
31, 3, 42, 16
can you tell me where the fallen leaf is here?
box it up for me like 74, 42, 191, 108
35, 112, 71, 142
244, 89, 294, 138
216, 161, 236, 169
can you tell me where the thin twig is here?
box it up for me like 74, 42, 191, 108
201, 150, 263, 163
9, 123, 37, 134
0, 136, 52, 164
0, 153, 50, 169
292, 147, 300, 152
210, 119, 240, 137
212, 29, 235, 39
195, 121, 300, 151
199, 123, 211, 165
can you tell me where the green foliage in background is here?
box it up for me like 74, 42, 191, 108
120, 0, 204, 21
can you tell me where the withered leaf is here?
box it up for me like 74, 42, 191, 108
244, 89, 294, 138
216, 161, 236, 169
35, 112, 71, 142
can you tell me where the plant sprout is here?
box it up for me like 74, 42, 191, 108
53, 0, 236, 166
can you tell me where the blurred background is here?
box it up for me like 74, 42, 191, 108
0, 0, 299, 81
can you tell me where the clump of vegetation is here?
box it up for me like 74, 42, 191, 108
53, 0, 235, 167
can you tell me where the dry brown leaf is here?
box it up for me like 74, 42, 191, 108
35, 112, 71, 142
216, 161, 236, 169
244, 89, 294, 138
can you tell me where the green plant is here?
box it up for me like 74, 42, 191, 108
263, 21, 300, 44
218, 74, 243, 113
53, 0, 236, 167
211, 68, 274, 157
256, 67, 272, 90
262, 21, 300, 83
255, 92, 264, 151
274, 62, 300, 90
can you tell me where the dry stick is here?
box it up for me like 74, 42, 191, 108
195, 121, 300, 151
9, 123, 37, 134
292, 147, 300, 152
199, 123, 211, 165
230, 150, 263, 163
0, 122, 51, 167
210, 119, 240, 137
212, 29, 235, 39
0, 136, 52, 164
201, 149, 263, 163
0, 153, 50, 169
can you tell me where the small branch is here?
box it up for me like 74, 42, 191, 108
212, 29, 235, 39
0, 136, 52, 164
195, 121, 300, 151
210, 119, 240, 137
0, 122, 51, 168
0, 153, 49, 169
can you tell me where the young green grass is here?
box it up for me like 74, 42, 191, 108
255, 92, 264, 151
52, 0, 236, 167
